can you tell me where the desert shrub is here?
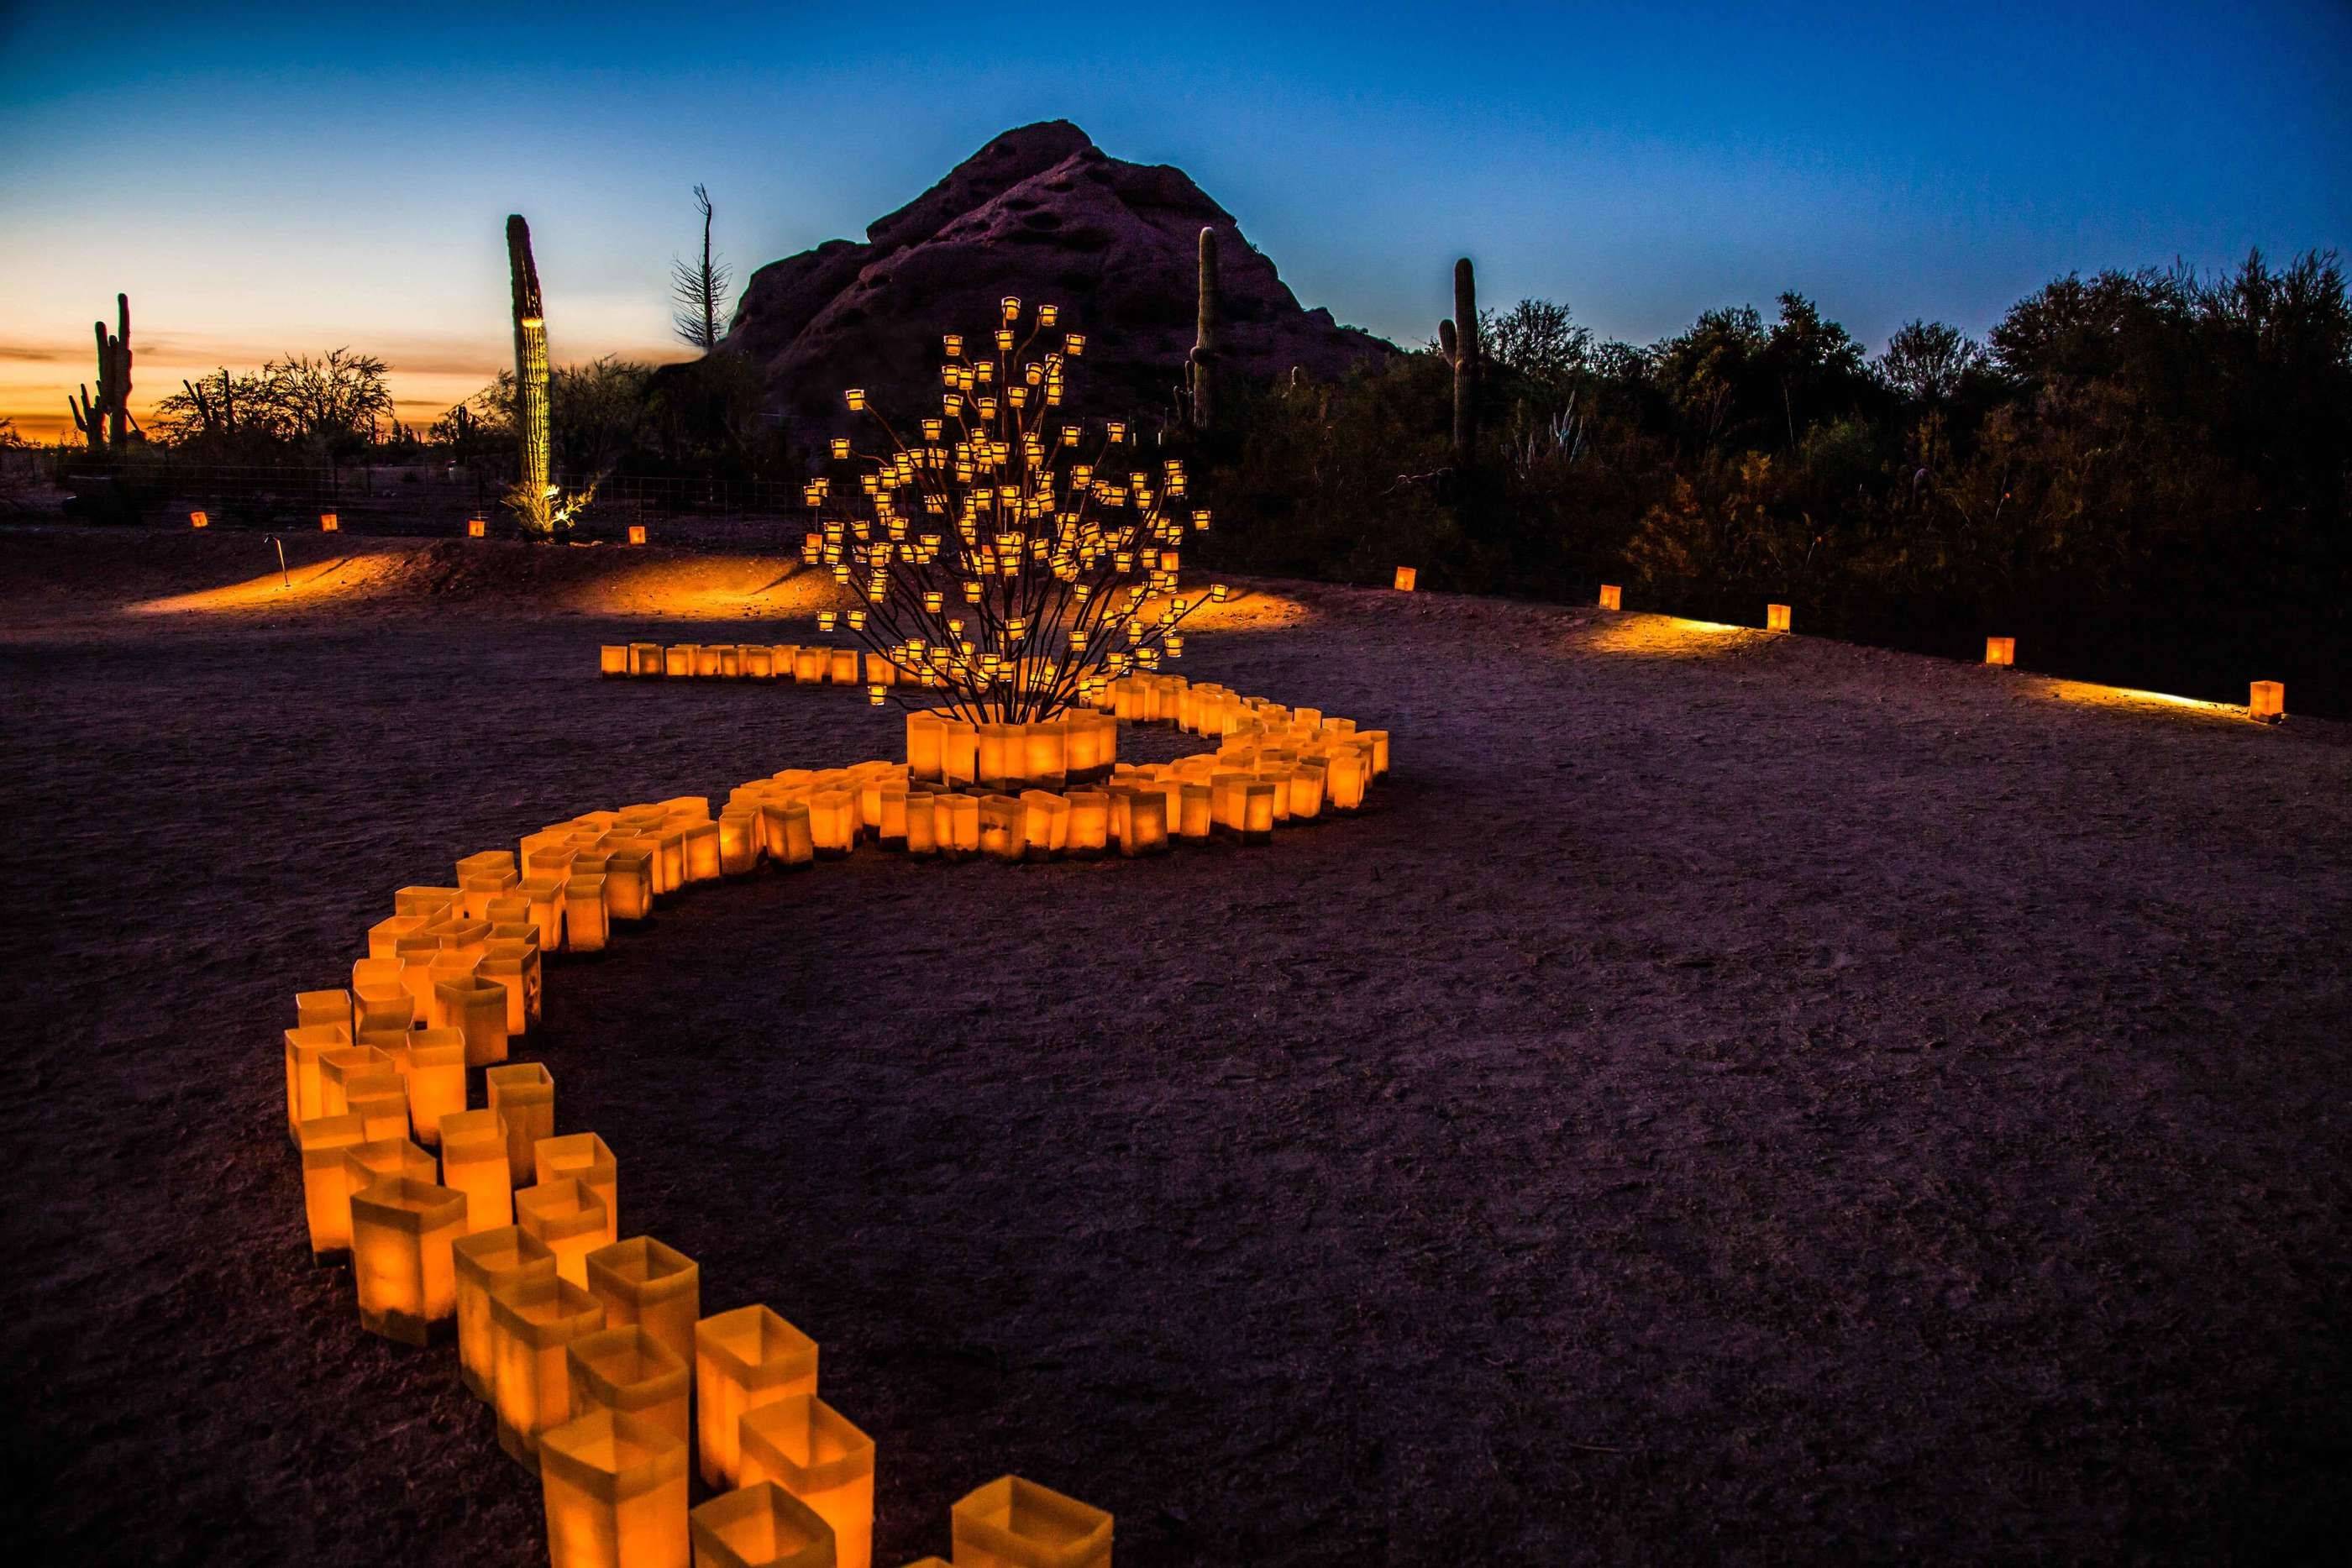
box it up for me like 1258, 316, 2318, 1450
1200, 249, 2351, 711
151, 351, 394, 462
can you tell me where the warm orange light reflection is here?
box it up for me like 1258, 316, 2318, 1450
566, 558, 844, 619
1130, 585, 1311, 634
2046, 680, 2243, 719
129, 553, 407, 614
1586, 614, 1751, 658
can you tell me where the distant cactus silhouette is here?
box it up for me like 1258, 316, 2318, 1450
1187, 227, 1221, 431
69, 294, 134, 452
1437, 257, 1478, 467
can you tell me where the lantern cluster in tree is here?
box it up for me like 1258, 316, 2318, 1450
797, 300, 1221, 725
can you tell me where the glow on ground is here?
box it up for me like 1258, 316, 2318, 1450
128, 553, 407, 614
568, 554, 1312, 635
2044, 679, 2248, 721
565, 557, 841, 617
1137, 583, 1313, 633
1586, 613, 1756, 658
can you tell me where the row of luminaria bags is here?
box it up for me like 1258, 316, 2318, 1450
281, 672, 1389, 1567
594, 653, 1390, 849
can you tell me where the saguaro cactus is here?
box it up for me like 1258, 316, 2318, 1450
69, 294, 134, 452
507, 215, 554, 533
1436, 257, 1478, 468
1188, 227, 1221, 431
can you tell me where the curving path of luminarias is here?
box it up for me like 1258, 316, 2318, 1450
280, 661, 1390, 1568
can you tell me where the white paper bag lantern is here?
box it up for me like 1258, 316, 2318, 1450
694, 1305, 818, 1490
441, 1107, 516, 1233
517, 1177, 612, 1289
349, 1176, 469, 1345
585, 1236, 700, 1376
454, 1225, 557, 1399
535, 1133, 619, 1247
487, 1062, 555, 1184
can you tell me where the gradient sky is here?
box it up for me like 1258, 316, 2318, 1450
3, 0, 2345, 441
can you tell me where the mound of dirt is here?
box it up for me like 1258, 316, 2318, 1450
0, 525, 1335, 635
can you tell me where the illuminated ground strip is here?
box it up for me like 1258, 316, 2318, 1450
281, 673, 1389, 1568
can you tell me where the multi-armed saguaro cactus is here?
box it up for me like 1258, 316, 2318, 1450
69, 294, 134, 453
1187, 227, 1221, 431
1436, 257, 1478, 469
506, 215, 555, 534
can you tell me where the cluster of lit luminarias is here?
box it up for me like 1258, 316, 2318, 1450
592, 647, 1391, 852
1397, 574, 2291, 723
284, 860, 1106, 1565
282, 699, 1386, 1563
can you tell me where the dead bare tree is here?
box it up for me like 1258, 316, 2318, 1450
672, 184, 732, 350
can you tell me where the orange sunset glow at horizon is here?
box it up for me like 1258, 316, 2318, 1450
0, 323, 693, 446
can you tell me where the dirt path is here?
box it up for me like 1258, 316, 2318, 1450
3, 529, 2348, 1564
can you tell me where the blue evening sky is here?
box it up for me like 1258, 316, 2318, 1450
2, 0, 2344, 433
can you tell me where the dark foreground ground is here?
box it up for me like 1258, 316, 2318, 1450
3, 528, 2349, 1565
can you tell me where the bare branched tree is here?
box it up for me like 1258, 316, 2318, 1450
672, 184, 733, 350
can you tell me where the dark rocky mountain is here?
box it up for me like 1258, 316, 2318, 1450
723, 121, 1394, 442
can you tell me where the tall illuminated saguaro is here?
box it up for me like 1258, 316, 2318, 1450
507, 214, 554, 536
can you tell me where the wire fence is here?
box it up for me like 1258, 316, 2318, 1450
30, 456, 821, 542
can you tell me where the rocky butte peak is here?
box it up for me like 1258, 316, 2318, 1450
724, 122, 1394, 439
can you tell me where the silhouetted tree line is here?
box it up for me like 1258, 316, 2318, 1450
426, 354, 794, 481
136, 351, 792, 484
154, 350, 401, 460
1193, 249, 2352, 716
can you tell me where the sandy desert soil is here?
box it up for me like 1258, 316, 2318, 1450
3, 526, 2348, 1565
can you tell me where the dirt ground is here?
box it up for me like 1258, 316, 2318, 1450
3, 527, 2349, 1565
